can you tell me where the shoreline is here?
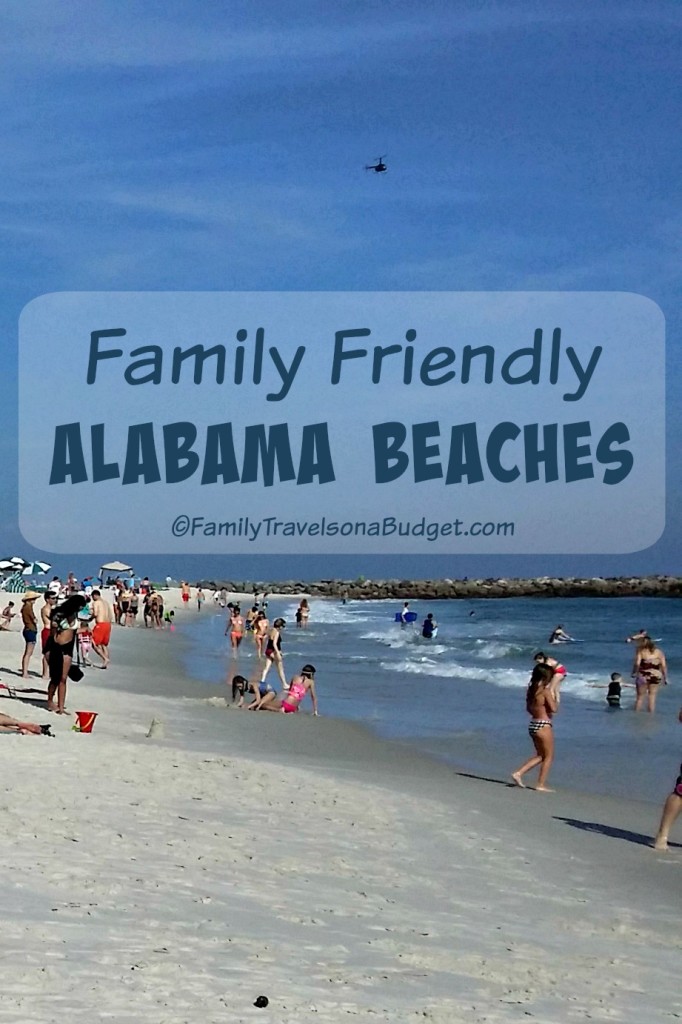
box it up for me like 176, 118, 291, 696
1, 601, 681, 1020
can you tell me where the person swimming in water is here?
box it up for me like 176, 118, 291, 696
421, 613, 437, 639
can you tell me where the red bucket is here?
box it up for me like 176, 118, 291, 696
74, 711, 98, 733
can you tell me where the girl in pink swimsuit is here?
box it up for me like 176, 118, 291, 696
253, 664, 318, 715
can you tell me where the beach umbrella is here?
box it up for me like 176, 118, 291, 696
3, 571, 26, 593
9, 556, 29, 567
21, 561, 52, 576
0, 560, 14, 571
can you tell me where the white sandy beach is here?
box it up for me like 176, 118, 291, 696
0, 590, 680, 1023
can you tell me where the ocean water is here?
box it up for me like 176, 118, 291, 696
181, 596, 682, 805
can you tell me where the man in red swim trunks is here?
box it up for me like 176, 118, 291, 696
90, 589, 114, 669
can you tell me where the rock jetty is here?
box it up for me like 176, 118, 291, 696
196, 576, 682, 600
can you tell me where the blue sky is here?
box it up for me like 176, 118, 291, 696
2, 0, 681, 581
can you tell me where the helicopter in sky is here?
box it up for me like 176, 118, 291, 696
365, 155, 387, 173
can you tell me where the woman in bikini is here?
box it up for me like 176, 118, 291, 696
512, 662, 557, 791
633, 638, 668, 713
0, 712, 52, 735
253, 664, 318, 715
40, 592, 57, 679
253, 612, 269, 657
227, 606, 245, 649
46, 594, 87, 714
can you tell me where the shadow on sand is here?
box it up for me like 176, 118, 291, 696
554, 816, 681, 850
1, 693, 49, 711
454, 770, 515, 788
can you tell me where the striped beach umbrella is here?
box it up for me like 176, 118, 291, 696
3, 571, 26, 593
21, 561, 52, 576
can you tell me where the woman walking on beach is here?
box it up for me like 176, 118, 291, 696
46, 594, 87, 715
253, 611, 269, 658
226, 605, 244, 649
633, 638, 668, 713
259, 618, 288, 690
512, 662, 557, 792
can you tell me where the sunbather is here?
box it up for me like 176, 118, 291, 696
0, 712, 52, 735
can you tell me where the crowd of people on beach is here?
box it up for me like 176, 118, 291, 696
503, 623, 679, 850
0, 582, 113, 722
393, 608, 680, 847
1, 578, 680, 849
224, 595, 318, 715
509, 627, 670, 793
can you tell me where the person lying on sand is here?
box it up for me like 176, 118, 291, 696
0, 712, 53, 735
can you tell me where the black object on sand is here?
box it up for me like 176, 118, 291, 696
253, 995, 269, 1008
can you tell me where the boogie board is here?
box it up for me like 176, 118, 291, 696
394, 612, 418, 623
